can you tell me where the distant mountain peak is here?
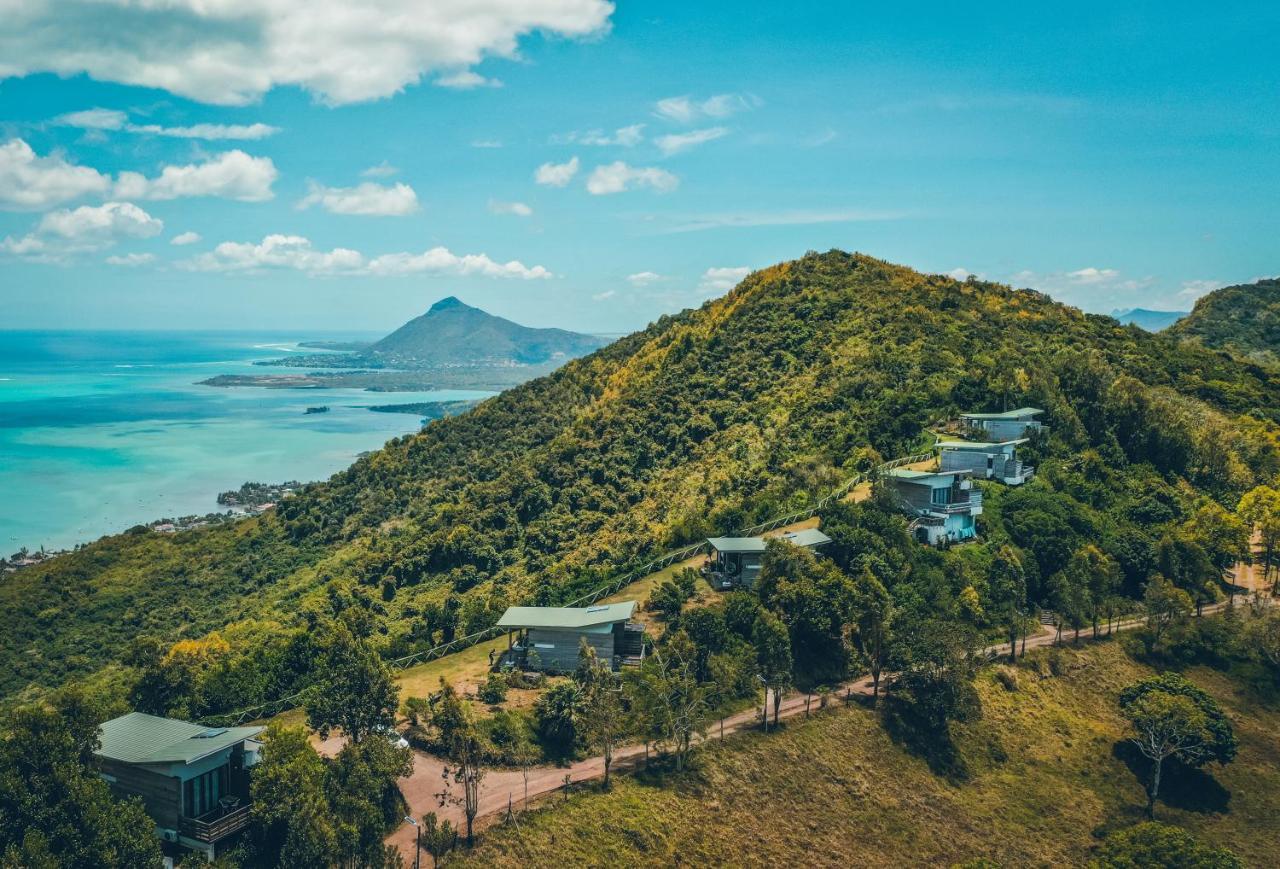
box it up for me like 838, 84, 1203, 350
367, 297, 607, 366
428, 296, 468, 313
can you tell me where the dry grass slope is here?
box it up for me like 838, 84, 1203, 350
455, 642, 1280, 867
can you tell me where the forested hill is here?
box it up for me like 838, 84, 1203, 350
367, 295, 607, 366
1167, 278, 1280, 363
5, 251, 1280, 709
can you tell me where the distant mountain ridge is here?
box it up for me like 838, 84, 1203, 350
366, 296, 607, 366
1167, 278, 1280, 363
1110, 307, 1188, 332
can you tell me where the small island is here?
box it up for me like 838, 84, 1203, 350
304, 405, 330, 414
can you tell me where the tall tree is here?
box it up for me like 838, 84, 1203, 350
247, 724, 338, 868
753, 611, 793, 728
986, 546, 1026, 661
419, 812, 459, 869
433, 680, 486, 847
576, 639, 625, 789
306, 620, 399, 744
1119, 673, 1237, 818
1156, 534, 1219, 616
1142, 574, 1194, 651
625, 634, 710, 770
0, 691, 163, 869
850, 566, 894, 697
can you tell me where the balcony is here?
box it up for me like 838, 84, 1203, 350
179, 803, 251, 843
924, 491, 982, 515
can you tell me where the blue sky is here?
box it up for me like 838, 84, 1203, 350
1, 1, 1278, 333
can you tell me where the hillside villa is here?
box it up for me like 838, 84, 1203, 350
937, 438, 1034, 485
884, 467, 982, 546
495, 601, 645, 673
94, 712, 263, 861
959, 407, 1044, 441
705, 528, 833, 589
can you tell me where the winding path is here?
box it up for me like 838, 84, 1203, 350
367, 600, 1235, 862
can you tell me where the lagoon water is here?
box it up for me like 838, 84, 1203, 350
0, 331, 494, 552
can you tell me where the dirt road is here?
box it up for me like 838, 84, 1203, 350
377, 603, 1240, 863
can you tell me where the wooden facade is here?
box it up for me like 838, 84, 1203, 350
496, 602, 644, 673
94, 712, 262, 859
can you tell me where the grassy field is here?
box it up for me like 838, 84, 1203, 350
454, 641, 1280, 867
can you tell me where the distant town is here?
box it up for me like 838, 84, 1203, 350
1, 480, 313, 575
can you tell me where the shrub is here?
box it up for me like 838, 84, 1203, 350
478, 672, 508, 705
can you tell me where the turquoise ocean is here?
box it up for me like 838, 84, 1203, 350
0, 331, 494, 552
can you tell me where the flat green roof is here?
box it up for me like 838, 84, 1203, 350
497, 600, 637, 631
937, 438, 1027, 450
887, 468, 966, 484
97, 712, 262, 765
780, 528, 832, 548
708, 536, 768, 553
960, 407, 1043, 420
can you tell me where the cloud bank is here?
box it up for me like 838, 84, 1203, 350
182, 234, 552, 279
0, 0, 615, 105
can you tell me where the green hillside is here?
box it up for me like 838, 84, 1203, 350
4, 251, 1280, 712
1168, 278, 1280, 363
455, 640, 1279, 867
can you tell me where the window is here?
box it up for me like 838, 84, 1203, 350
931, 487, 950, 505
183, 764, 229, 818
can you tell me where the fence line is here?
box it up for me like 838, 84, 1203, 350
199, 449, 936, 727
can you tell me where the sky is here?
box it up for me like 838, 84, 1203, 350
1, 1, 1278, 334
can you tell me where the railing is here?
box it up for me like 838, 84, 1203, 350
199, 449, 937, 728
180, 804, 251, 842
924, 492, 983, 515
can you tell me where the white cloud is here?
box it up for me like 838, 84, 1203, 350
471, 139, 503, 149
105, 252, 156, 266
0, 138, 112, 209
654, 93, 760, 123
699, 266, 750, 292
1, 1, 615, 106
114, 150, 278, 201
367, 248, 551, 279
171, 231, 201, 245
591, 290, 615, 301
361, 162, 398, 178
298, 181, 419, 216
129, 122, 279, 140
1178, 279, 1221, 299
586, 161, 678, 195
947, 268, 973, 281
434, 70, 502, 89
655, 126, 727, 156
2, 201, 163, 259
36, 201, 163, 242
55, 109, 279, 139
489, 200, 533, 217
55, 108, 128, 130
1, 139, 276, 208
180, 234, 552, 279
627, 271, 661, 286
1066, 267, 1120, 285
184, 235, 363, 274
559, 124, 645, 147
534, 156, 580, 187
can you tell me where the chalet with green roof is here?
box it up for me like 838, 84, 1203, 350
705, 529, 832, 589
959, 407, 1044, 440
885, 467, 982, 545
94, 712, 262, 860
495, 601, 644, 672
937, 438, 1034, 485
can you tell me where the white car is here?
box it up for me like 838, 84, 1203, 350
378, 725, 410, 749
